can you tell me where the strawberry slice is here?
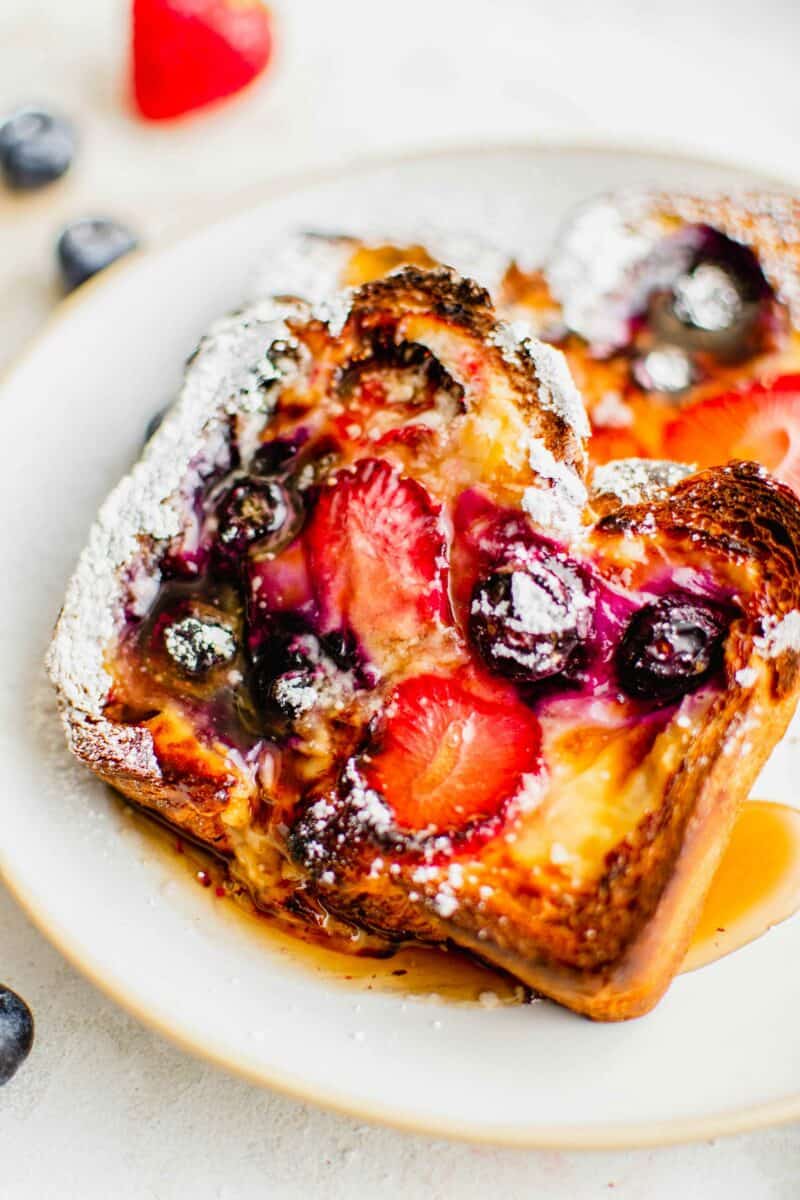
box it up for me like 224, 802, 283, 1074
588, 425, 647, 466
306, 458, 449, 660
363, 673, 541, 835
663, 374, 800, 495
132, 0, 273, 121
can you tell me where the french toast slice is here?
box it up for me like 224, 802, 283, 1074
500, 191, 800, 480
48, 265, 800, 1019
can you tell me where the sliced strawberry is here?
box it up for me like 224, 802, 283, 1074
588, 424, 647, 466
363, 673, 541, 835
663, 374, 800, 495
306, 458, 449, 660
132, 0, 273, 121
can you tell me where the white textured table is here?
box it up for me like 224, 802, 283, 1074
3, 1, 800, 1195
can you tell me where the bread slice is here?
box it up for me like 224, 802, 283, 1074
48, 264, 800, 1019
500, 191, 800, 468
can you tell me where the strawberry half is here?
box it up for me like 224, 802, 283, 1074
132, 0, 273, 121
663, 374, 800, 495
306, 459, 449, 662
363, 673, 541, 836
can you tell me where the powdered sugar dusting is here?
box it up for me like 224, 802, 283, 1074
248, 227, 510, 308
46, 299, 304, 731
522, 436, 587, 536
592, 390, 633, 429
546, 193, 686, 348
590, 458, 693, 507
490, 321, 590, 442
735, 666, 758, 688
756, 611, 800, 659
249, 232, 356, 306
524, 337, 590, 441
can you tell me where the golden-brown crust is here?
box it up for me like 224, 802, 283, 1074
467, 677, 798, 1020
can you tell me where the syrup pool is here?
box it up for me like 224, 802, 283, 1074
683, 799, 800, 973
123, 797, 800, 1004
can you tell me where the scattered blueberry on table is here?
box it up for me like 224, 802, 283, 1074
0, 986, 34, 1086
56, 218, 139, 292
0, 108, 76, 190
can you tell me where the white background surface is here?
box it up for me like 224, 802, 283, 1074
2, 1, 800, 1196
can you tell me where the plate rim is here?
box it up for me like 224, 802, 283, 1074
4, 138, 799, 1149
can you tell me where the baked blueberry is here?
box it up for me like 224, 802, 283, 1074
164, 615, 237, 675
321, 628, 360, 672
216, 477, 295, 558
632, 346, 695, 395
0, 108, 75, 189
251, 437, 301, 476
649, 230, 771, 361
253, 627, 325, 719
56, 218, 138, 292
616, 593, 729, 703
469, 556, 594, 683
0, 986, 33, 1086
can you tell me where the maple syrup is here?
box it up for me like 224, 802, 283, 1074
124, 806, 525, 1005
123, 796, 800, 1003
683, 799, 800, 972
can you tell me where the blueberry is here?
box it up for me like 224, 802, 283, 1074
251, 438, 301, 476
216, 477, 295, 559
672, 263, 744, 333
632, 346, 695, 395
0, 986, 33, 1086
164, 615, 237, 676
616, 593, 729, 703
0, 108, 75, 190
56, 218, 138, 292
252, 627, 324, 719
648, 229, 771, 361
469, 556, 594, 683
321, 628, 359, 672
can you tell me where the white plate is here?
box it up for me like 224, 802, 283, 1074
3, 145, 800, 1149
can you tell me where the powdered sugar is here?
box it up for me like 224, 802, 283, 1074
47, 298, 304, 733
522, 436, 587, 536
735, 666, 758, 688
756, 611, 800, 659
590, 458, 693, 507
248, 226, 510, 308
592, 390, 633, 429
546, 194, 689, 348
490, 321, 590, 442
524, 337, 590, 440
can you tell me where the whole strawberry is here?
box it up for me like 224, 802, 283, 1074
132, 0, 273, 121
